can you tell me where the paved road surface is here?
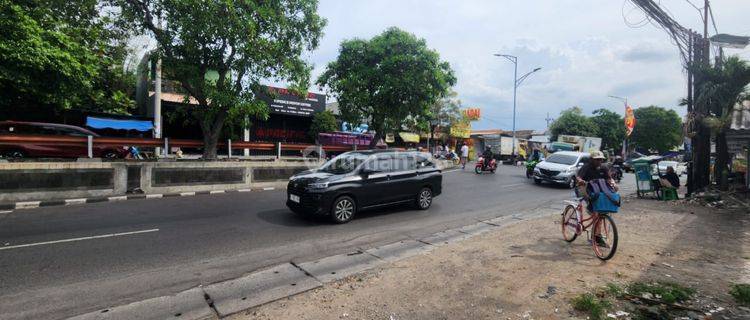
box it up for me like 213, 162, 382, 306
0, 165, 634, 319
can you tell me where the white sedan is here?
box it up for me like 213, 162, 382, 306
657, 161, 687, 176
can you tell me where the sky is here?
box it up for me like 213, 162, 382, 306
303, 0, 750, 131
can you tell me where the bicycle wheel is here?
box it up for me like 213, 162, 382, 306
561, 205, 579, 242
591, 214, 618, 260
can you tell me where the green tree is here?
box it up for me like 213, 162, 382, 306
630, 106, 682, 153
591, 109, 626, 151
309, 110, 338, 141
692, 56, 750, 187
317, 27, 456, 148
427, 90, 462, 143
0, 0, 135, 116
549, 107, 597, 141
117, 0, 326, 159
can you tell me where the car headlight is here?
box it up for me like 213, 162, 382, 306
534, 167, 541, 173
308, 182, 329, 189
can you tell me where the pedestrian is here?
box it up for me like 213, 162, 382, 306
460, 142, 469, 169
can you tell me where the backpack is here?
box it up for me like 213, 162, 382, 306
588, 179, 621, 213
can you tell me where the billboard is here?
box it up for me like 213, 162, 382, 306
257, 86, 326, 117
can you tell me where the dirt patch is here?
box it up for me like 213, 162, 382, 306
232, 196, 750, 320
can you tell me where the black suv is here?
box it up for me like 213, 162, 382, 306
286, 150, 442, 223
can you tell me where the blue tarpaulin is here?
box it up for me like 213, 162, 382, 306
86, 116, 153, 132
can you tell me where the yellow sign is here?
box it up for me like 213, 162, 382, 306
451, 122, 471, 138
399, 132, 420, 143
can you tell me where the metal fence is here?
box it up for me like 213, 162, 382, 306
0, 134, 359, 160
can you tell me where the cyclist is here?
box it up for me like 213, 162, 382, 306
576, 150, 618, 247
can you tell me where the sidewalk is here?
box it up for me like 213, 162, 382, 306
233, 196, 750, 320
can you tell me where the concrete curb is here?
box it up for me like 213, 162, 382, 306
66, 209, 540, 320
0, 185, 284, 212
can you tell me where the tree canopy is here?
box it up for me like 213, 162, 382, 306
309, 110, 337, 141
549, 107, 597, 141
317, 27, 456, 147
117, 0, 326, 158
630, 106, 682, 153
591, 108, 626, 151
0, 0, 135, 117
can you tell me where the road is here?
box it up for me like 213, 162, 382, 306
0, 165, 634, 319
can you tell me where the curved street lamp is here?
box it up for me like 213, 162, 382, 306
494, 53, 542, 158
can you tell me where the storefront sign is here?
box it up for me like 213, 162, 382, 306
385, 133, 395, 143
451, 123, 471, 138
463, 108, 481, 121
257, 86, 326, 117
399, 132, 420, 143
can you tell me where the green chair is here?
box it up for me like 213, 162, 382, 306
661, 187, 678, 201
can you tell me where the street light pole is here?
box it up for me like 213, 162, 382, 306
494, 54, 541, 160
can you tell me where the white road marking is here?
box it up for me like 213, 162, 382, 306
262, 187, 275, 191
209, 190, 225, 194
108, 196, 127, 202
0, 210, 12, 214
180, 192, 196, 196
15, 201, 40, 209
443, 168, 461, 173
146, 194, 163, 199
65, 198, 87, 205
0, 229, 159, 251
238, 189, 253, 192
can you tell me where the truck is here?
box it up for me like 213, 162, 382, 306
483, 134, 522, 161
557, 135, 602, 153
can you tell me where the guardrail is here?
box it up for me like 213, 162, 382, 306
0, 134, 361, 159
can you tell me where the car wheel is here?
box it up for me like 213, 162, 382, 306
415, 187, 433, 210
533, 178, 542, 185
330, 196, 356, 224
103, 150, 119, 159
6, 150, 25, 159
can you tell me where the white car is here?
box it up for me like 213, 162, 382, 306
533, 151, 590, 189
657, 161, 687, 176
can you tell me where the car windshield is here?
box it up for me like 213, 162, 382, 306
318, 153, 370, 174
545, 154, 578, 165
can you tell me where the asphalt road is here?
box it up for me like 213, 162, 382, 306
0, 165, 635, 319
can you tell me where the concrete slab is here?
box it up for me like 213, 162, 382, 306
483, 215, 513, 226
203, 263, 320, 317
67, 287, 214, 320
365, 240, 434, 262
456, 222, 496, 236
418, 229, 470, 246
296, 251, 383, 283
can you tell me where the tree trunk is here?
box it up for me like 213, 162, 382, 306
715, 130, 729, 190
202, 129, 220, 160
691, 124, 711, 192
369, 130, 381, 149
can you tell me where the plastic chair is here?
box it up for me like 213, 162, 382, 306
661, 187, 678, 201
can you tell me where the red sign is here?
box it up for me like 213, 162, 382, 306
463, 108, 481, 121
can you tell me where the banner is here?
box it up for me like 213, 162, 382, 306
624, 104, 636, 137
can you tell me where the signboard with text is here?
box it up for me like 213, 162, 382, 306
257, 86, 326, 117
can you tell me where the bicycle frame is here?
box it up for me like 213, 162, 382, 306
564, 199, 600, 236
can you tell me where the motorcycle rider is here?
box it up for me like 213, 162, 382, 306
482, 146, 494, 170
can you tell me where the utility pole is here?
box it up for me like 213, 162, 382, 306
493, 54, 541, 160
544, 112, 554, 130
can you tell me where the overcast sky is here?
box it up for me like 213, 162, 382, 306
305, 0, 750, 131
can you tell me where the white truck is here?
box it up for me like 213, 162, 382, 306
484, 135, 522, 161
557, 135, 602, 153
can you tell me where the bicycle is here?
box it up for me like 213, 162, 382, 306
561, 197, 619, 260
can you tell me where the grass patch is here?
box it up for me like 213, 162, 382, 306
627, 281, 695, 304
603, 282, 624, 298
571, 293, 611, 320
730, 284, 750, 306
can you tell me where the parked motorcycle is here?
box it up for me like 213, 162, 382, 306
611, 164, 623, 183
475, 156, 497, 174
525, 159, 540, 179
435, 151, 460, 165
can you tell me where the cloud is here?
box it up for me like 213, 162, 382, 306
307, 0, 750, 131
